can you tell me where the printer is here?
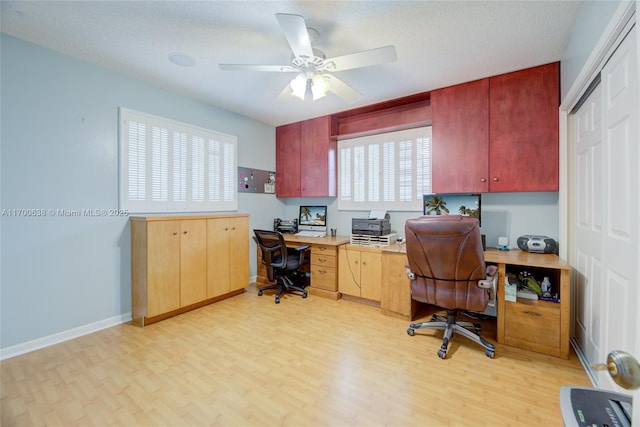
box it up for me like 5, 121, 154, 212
352, 212, 391, 236
274, 218, 298, 234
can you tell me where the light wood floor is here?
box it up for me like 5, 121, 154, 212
2, 284, 591, 426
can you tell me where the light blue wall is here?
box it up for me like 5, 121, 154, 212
0, 34, 282, 349
1, 32, 562, 351
280, 192, 559, 251
560, 0, 622, 100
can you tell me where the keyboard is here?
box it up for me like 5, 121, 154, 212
295, 231, 326, 238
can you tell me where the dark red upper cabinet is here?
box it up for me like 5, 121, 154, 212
489, 62, 560, 192
431, 62, 559, 193
431, 78, 490, 193
276, 116, 336, 198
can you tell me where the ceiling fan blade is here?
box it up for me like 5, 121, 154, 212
326, 75, 362, 104
219, 64, 298, 72
324, 45, 397, 72
275, 13, 314, 62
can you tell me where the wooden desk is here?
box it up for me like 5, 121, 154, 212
255, 234, 350, 300
379, 245, 572, 359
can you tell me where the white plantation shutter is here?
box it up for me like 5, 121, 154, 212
338, 127, 431, 211
119, 108, 237, 213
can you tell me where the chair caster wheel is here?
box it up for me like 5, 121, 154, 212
407, 328, 415, 336
302, 292, 308, 298
275, 297, 280, 304
485, 349, 495, 358
437, 349, 447, 359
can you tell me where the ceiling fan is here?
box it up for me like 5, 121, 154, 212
219, 13, 397, 103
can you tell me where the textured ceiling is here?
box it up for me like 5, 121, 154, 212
0, 1, 582, 126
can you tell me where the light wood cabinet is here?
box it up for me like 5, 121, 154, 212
131, 214, 249, 326
491, 250, 571, 359
431, 62, 559, 193
207, 216, 249, 298
275, 115, 336, 198
338, 245, 382, 302
310, 244, 338, 293
145, 220, 181, 316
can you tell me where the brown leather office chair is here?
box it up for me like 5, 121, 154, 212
254, 229, 309, 304
404, 215, 497, 359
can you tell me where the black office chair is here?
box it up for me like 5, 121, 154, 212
254, 229, 309, 304
404, 216, 497, 359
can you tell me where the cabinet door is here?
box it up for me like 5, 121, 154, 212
147, 221, 181, 317
300, 116, 336, 197
338, 247, 361, 297
207, 217, 231, 297
489, 62, 559, 191
276, 122, 301, 197
179, 219, 207, 307
360, 251, 382, 301
431, 79, 490, 193
228, 216, 249, 292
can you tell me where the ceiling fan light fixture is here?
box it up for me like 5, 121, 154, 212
311, 74, 330, 100
290, 73, 307, 100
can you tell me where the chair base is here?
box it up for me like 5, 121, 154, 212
258, 274, 308, 304
407, 309, 495, 359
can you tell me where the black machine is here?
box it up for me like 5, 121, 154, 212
273, 218, 298, 234
352, 213, 391, 236
517, 235, 557, 254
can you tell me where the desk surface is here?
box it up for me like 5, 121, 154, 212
382, 244, 570, 270
281, 233, 350, 246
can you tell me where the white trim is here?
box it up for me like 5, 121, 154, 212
559, 2, 636, 253
0, 313, 132, 361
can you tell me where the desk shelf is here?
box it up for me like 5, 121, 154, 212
486, 249, 571, 359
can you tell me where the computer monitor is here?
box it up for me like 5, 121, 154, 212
423, 193, 481, 226
298, 205, 327, 233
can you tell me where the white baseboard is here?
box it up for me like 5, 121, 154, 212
0, 312, 132, 361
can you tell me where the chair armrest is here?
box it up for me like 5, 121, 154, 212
292, 245, 310, 264
405, 264, 415, 280
477, 265, 498, 307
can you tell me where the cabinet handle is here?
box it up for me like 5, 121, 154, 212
493, 177, 499, 182
362, 262, 367, 266
480, 178, 487, 182
231, 227, 236, 230
318, 269, 326, 274
183, 230, 188, 235
225, 227, 229, 231
172, 232, 178, 236
523, 310, 542, 317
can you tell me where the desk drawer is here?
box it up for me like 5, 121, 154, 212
504, 301, 561, 356
311, 253, 336, 268
311, 265, 337, 291
311, 244, 335, 256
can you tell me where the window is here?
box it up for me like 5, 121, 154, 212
338, 126, 431, 211
119, 108, 237, 213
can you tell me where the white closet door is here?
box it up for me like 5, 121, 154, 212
572, 24, 638, 395
598, 23, 638, 391
573, 82, 603, 368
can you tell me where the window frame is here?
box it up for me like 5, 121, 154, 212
119, 108, 238, 214
337, 126, 431, 211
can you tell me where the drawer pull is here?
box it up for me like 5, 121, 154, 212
318, 269, 327, 274
523, 310, 542, 316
